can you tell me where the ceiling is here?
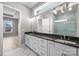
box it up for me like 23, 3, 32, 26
20, 2, 40, 8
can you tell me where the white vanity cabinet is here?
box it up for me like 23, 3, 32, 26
25, 35, 33, 49
25, 35, 30, 46
62, 44, 77, 56
25, 34, 28, 44
32, 36, 39, 53
48, 41, 55, 56
39, 38, 48, 56
54, 42, 64, 56
28, 36, 33, 49
54, 42, 77, 56
25, 34, 78, 56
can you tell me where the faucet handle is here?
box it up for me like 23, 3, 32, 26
64, 35, 66, 39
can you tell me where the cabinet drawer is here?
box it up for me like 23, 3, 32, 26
48, 41, 55, 56
62, 45, 77, 54
55, 42, 77, 54
39, 49, 47, 56
62, 51, 77, 56
55, 42, 64, 50
33, 46, 38, 52
39, 38, 47, 44
39, 47, 47, 53
54, 47, 64, 56
48, 41, 54, 45
39, 39, 47, 46
33, 47, 37, 51
39, 44, 47, 50
33, 39, 38, 43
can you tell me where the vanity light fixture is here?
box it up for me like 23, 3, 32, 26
68, 3, 73, 7
60, 6, 64, 13
68, 3, 78, 11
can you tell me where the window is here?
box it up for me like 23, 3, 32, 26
4, 21, 13, 33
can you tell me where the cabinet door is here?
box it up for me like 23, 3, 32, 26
25, 35, 28, 45
54, 42, 64, 56
39, 38, 47, 56
25, 35, 27, 45
32, 37, 39, 53
29, 36, 33, 49
62, 45, 77, 55
54, 42, 77, 56
25, 35, 29, 46
54, 48, 63, 56
48, 41, 55, 56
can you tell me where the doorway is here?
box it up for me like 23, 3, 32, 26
3, 5, 20, 52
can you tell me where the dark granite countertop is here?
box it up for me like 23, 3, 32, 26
25, 32, 79, 48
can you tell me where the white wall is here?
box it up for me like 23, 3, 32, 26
3, 2, 32, 44
0, 3, 3, 56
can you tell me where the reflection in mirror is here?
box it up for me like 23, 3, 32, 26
53, 2, 78, 37
4, 21, 13, 33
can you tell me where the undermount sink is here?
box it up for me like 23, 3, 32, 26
55, 39, 76, 45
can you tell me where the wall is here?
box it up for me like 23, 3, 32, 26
0, 3, 3, 56
3, 17, 18, 37
76, 6, 79, 37
4, 6, 16, 16
33, 11, 54, 34
3, 2, 32, 44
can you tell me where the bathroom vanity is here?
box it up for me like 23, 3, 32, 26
24, 32, 79, 56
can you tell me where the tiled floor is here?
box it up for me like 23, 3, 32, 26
3, 46, 37, 56
3, 36, 37, 56
3, 36, 20, 51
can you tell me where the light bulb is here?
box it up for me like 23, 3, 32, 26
60, 6, 64, 13
53, 10, 57, 14
61, 10, 64, 13
68, 7, 72, 11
